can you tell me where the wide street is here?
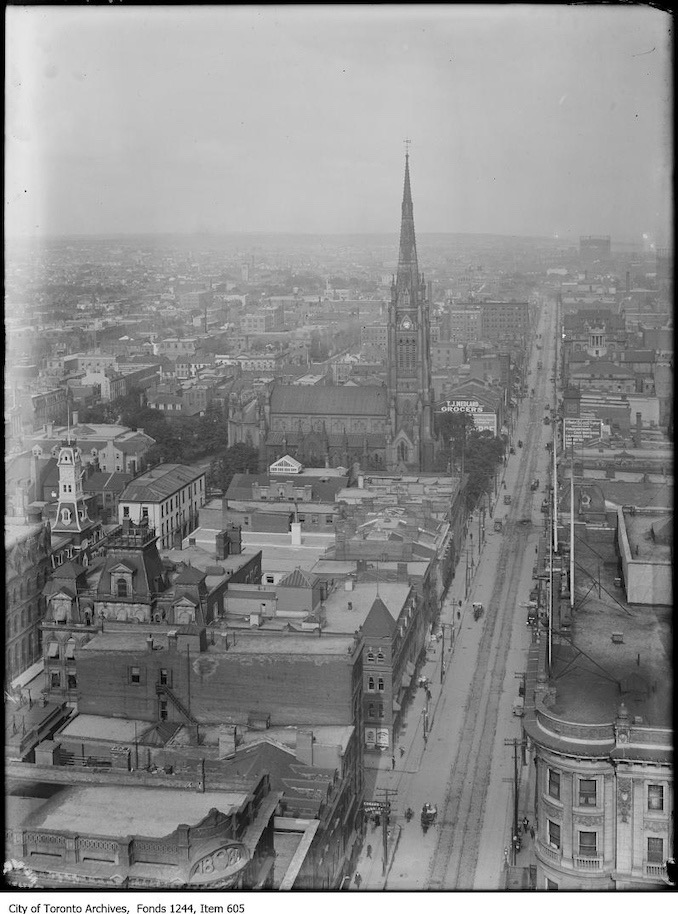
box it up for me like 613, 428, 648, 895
355, 299, 559, 890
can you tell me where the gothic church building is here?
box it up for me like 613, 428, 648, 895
254, 153, 438, 473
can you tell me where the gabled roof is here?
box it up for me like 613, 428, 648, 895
361, 596, 397, 637
279, 568, 316, 589
174, 564, 207, 585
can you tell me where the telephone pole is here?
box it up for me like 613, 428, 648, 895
375, 787, 398, 876
505, 738, 521, 864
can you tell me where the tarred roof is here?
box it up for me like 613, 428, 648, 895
270, 383, 388, 417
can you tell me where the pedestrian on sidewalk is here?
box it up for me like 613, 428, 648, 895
530, 826, 535, 841
399, 746, 405, 758
522, 816, 529, 834
391, 755, 396, 770
354, 872, 362, 890
366, 844, 372, 859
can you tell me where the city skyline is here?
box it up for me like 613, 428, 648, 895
6, 5, 672, 244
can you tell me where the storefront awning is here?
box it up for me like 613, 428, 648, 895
47, 642, 59, 658
392, 699, 401, 713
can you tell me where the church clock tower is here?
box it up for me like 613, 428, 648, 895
386, 149, 437, 471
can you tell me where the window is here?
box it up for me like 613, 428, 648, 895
377, 705, 385, 719
130, 667, 141, 684
123, 506, 130, 518
378, 677, 385, 692
65, 641, 76, 660
142, 507, 149, 519
647, 837, 664, 864
366, 650, 375, 663
548, 820, 561, 849
548, 769, 560, 800
325, 516, 334, 525
159, 699, 168, 721
376, 650, 385, 664
117, 579, 128, 597
50, 672, 61, 689
368, 703, 375, 719
47, 642, 60, 659
578, 831, 597, 858
367, 676, 375, 691
67, 674, 77, 690
579, 779, 597, 807
648, 785, 664, 811
160, 669, 170, 686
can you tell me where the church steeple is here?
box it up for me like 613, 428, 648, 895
397, 151, 420, 289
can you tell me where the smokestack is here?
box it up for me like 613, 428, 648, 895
633, 412, 642, 448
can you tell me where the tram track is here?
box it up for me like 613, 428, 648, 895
426, 330, 549, 889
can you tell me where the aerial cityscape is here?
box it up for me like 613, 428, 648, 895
4, 5, 673, 897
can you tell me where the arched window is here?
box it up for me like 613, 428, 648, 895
366, 649, 375, 663
117, 579, 128, 598
377, 650, 385, 664
378, 677, 385, 691
368, 676, 375, 691
397, 442, 409, 464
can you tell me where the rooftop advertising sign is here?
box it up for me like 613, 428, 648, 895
438, 399, 484, 413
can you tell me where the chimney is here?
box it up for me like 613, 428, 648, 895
215, 531, 229, 560
227, 523, 242, 554
218, 725, 237, 759
72, 410, 79, 427
47, 422, 54, 438
296, 728, 314, 766
633, 412, 642, 448
146, 635, 154, 652
291, 522, 302, 546
358, 475, 364, 489
167, 630, 178, 652
397, 562, 408, 582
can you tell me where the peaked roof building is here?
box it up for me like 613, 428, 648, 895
247, 152, 438, 473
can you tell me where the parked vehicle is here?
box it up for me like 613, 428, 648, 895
531, 478, 539, 491
509, 446, 516, 455
513, 697, 525, 717
504, 494, 512, 505
518, 440, 523, 448
473, 602, 484, 620
494, 519, 503, 532
543, 416, 550, 425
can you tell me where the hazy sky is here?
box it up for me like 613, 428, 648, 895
5, 5, 672, 243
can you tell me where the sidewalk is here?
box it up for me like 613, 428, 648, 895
503, 738, 538, 890
352, 528, 489, 890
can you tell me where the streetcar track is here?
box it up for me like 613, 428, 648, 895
427, 381, 546, 889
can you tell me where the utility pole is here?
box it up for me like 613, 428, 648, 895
505, 738, 521, 865
375, 787, 397, 876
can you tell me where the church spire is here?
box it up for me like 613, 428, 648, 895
397, 147, 419, 286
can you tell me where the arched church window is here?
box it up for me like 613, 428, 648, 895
398, 441, 409, 463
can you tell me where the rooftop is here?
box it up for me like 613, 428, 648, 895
549, 534, 671, 727
14, 783, 248, 839
120, 463, 205, 503
323, 581, 411, 634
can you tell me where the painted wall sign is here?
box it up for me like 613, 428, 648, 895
437, 399, 484, 413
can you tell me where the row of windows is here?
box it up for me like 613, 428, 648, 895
367, 703, 384, 719
50, 671, 77, 690
130, 667, 171, 686
547, 820, 665, 864
366, 648, 386, 664
548, 769, 664, 810
367, 677, 385, 692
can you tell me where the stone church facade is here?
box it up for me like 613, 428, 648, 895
231, 154, 439, 473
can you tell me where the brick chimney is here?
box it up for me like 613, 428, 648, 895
215, 531, 229, 560
296, 729, 314, 766
633, 412, 642, 448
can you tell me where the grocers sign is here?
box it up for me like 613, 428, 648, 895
189, 843, 249, 885
438, 399, 484, 413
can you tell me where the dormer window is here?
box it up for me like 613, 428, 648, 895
117, 579, 128, 597
377, 650, 385, 664
366, 649, 375, 663
60, 508, 72, 524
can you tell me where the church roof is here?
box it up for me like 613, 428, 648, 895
270, 384, 388, 417
361, 596, 397, 637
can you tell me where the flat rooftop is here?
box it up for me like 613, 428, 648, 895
549, 535, 671, 727
622, 510, 672, 562
14, 784, 248, 838
57, 714, 153, 743
323, 582, 410, 633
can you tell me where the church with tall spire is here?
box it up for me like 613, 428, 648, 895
385, 149, 437, 471
244, 150, 438, 473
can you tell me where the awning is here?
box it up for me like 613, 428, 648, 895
47, 642, 59, 658
65, 642, 76, 659
392, 699, 401, 713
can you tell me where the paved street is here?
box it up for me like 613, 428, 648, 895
352, 301, 558, 890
